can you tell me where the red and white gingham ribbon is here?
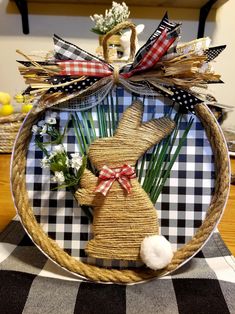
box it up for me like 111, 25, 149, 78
122, 29, 176, 78
95, 164, 136, 196
58, 60, 113, 77
57, 28, 176, 79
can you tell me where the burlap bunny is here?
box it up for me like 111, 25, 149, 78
75, 100, 175, 270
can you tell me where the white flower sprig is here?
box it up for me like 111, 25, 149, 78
32, 113, 86, 190
90, 2, 130, 35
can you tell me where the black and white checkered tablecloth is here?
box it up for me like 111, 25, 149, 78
0, 219, 234, 314
25, 88, 214, 268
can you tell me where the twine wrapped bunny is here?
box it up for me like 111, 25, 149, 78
75, 101, 175, 270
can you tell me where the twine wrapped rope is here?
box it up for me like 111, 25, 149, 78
11, 97, 229, 283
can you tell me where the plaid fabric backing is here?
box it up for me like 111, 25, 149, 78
1, 220, 234, 314
25, 87, 215, 268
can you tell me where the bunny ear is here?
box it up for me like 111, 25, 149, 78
139, 117, 175, 146
115, 101, 144, 137
136, 24, 145, 34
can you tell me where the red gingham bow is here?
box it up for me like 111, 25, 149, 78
95, 164, 136, 196
57, 28, 176, 79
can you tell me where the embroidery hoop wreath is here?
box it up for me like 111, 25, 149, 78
11, 96, 230, 284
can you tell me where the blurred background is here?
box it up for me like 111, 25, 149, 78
0, 0, 234, 132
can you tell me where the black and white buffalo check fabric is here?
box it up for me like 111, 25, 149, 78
53, 34, 112, 69
0, 219, 234, 314
26, 87, 214, 268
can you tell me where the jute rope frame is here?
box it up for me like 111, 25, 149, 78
11, 99, 230, 283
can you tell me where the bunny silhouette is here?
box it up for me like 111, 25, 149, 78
75, 100, 175, 270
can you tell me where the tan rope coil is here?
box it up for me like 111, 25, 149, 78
102, 21, 137, 63
11, 101, 229, 283
0, 113, 26, 153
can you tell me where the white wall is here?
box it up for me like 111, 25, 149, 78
0, 0, 233, 129
206, 0, 235, 130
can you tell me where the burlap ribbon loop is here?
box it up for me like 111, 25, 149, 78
102, 21, 137, 63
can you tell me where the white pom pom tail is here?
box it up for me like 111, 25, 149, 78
140, 235, 173, 270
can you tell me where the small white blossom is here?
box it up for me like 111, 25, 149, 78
32, 125, 39, 134
53, 144, 65, 153
40, 156, 50, 169
48, 152, 57, 160
38, 120, 46, 127
46, 117, 56, 125
70, 153, 83, 170
90, 1, 130, 34
50, 112, 57, 118
65, 157, 70, 167
51, 171, 65, 184
40, 125, 47, 135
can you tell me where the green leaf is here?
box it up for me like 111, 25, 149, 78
71, 114, 84, 154
90, 28, 105, 35
87, 110, 97, 140
76, 155, 87, 182
35, 137, 50, 157
151, 116, 194, 203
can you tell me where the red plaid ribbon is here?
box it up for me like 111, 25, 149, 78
95, 164, 136, 196
58, 60, 112, 77
57, 28, 176, 78
122, 29, 176, 78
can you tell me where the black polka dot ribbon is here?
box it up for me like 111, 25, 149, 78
167, 86, 201, 114
46, 76, 100, 94
205, 45, 226, 62
148, 83, 201, 114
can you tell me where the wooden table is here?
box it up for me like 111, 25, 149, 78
0, 153, 234, 255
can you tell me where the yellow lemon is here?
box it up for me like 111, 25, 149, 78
22, 103, 33, 113
15, 94, 24, 103
0, 104, 14, 116
0, 92, 11, 105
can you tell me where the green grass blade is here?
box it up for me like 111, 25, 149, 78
35, 137, 50, 157
71, 115, 85, 155
87, 110, 97, 140
151, 117, 194, 203
148, 136, 172, 199
138, 153, 147, 184
81, 112, 92, 146
115, 88, 119, 125
100, 104, 108, 137
150, 113, 181, 197
61, 113, 72, 142
74, 112, 88, 154
97, 105, 104, 138
110, 92, 116, 133
106, 99, 113, 137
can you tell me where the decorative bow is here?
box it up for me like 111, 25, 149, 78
17, 13, 225, 113
95, 164, 136, 196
